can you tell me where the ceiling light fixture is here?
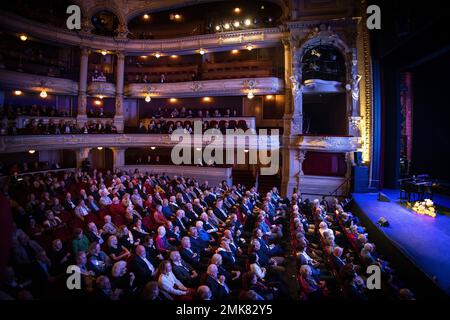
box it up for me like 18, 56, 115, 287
244, 19, 251, 26
154, 52, 161, 58
203, 97, 211, 102
170, 98, 177, 103
234, 7, 241, 13
150, 146, 156, 150
145, 94, 151, 102
233, 21, 240, 27
97, 147, 103, 150
28, 149, 36, 154
246, 44, 254, 51
40, 90, 48, 98
101, 50, 107, 56
224, 23, 230, 30
247, 91, 254, 99
14, 90, 23, 96
231, 49, 239, 54
199, 49, 205, 55
143, 14, 149, 19
20, 34, 28, 41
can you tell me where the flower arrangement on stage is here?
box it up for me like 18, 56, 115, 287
411, 199, 436, 218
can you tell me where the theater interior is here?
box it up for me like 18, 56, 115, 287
0, 0, 449, 306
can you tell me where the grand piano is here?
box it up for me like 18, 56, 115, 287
399, 175, 437, 202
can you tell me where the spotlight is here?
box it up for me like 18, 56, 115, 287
143, 14, 149, 20
150, 146, 156, 150
246, 44, 254, 51
203, 97, 211, 102
145, 94, 151, 102
231, 49, 239, 54
14, 90, 22, 96
169, 98, 177, 103
244, 19, 251, 26
224, 23, 230, 30
234, 7, 241, 13
199, 49, 205, 55
19, 34, 27, 41
40, 90, 48, 98
101, 50, 107, 56
97, 147, 103, 150
247, 91, 254, 99
233, 21, 240, 27
28, 149, 36, 154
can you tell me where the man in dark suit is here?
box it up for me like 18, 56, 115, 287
170, 251, 199, 287
180, 236, 202, 269
213, 199, 228, 222
204, 191, 216, 207
216, 240, 236, 270
332, 247, 346, 272
173, 209, 189, 235
184, 203, 199, 222
127, 245, 156, 289
204, 264, 230, 300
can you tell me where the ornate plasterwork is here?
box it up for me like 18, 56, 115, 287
296, 135, 360, 153
125, 77, 283, 98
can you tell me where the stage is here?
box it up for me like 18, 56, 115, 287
351, 190, 450, 297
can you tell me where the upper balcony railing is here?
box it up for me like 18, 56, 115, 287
0, 11, 284, 55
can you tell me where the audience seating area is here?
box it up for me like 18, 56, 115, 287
0, 168, 292, 300
289, 195, 415, 300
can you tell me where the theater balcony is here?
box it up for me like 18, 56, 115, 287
0, 132, 279, 154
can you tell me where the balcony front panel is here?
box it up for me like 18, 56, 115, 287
295, 135, 360, 153
0, 11, 284, 55
0, 133, 280, 153
125, 77, 283, 98
0, 69, 78, 95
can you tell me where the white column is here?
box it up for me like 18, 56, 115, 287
114, 52, 125, 132
77, 47, 89, 128
112, 147, 125, 169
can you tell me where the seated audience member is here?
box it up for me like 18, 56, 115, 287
203, 264, 230, 300
105, 235, 131, 262
157, 260, 193, 299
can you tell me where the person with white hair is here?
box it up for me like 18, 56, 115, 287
102, 215, 117, 235
155, 225, 176, 254
99, 189, 112, 206
204, 264, 230, 300
110, 260, 137, 295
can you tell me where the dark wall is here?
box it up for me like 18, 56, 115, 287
303, 93, 347, 135
410, 53, 450, 181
